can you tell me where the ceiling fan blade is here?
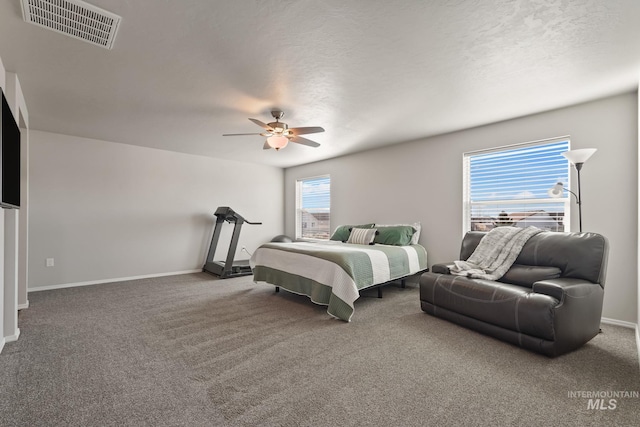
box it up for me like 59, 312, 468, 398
288, 126, 325, 136
249, 118, 274, 131
263, 141, 272, 150
290, 135, 321, 147
222, 133, 264, 136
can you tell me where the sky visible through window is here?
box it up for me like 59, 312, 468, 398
300, 176, 330, 211
299, 176, 331, 239
468, 140, 570, 231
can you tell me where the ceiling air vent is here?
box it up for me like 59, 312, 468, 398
20, 0, 121, 49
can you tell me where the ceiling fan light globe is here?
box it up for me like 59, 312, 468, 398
267, 135, 289, 150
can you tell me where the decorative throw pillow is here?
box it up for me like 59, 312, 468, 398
373, 225, 416, 246
347, 228, 377, 245
330, 223, 375, 241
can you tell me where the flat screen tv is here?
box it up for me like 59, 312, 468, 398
1, 88, 20, 209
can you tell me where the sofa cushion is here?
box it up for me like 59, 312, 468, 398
419, 273, 559, 341
431, 263, 453, 274
497, 264, 562, 288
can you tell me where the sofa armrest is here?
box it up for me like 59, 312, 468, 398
431, 263, 455, 274
532, 278, 602, 304
532, 277, 604, 355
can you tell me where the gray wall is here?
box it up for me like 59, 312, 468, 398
29, 131, 284, 289
285, 92, 638, 324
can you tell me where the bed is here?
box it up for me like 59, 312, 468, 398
249, 224, 428, 321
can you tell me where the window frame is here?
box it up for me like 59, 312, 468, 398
295, 174, 331, 241
462, 137, 571, 234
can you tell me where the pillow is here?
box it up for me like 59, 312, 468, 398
373, 225, 416, 246
376, 222, 421, 244
347, 228, 377, 245
330, 223, 375, 241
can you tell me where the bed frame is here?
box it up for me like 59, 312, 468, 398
274, 269, 428, 298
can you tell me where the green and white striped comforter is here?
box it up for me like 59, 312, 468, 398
250, 241, 428, 321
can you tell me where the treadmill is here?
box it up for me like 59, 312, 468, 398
203, 206, 261, 278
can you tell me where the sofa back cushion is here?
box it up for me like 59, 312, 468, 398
497, 264, 561, 288
460, 231, 608, 286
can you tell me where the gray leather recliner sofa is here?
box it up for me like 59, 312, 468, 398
419, 231, 609, 357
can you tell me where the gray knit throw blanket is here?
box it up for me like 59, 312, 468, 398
451, 226, 542, 280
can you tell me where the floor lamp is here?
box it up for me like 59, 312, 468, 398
548, 148, 597, 232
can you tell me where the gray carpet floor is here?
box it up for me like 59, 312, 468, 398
0, 273, 638, 426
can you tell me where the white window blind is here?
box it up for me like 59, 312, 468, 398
463, 138, 570, 232
296, 175, 331, 239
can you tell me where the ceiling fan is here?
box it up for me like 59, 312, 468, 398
223, 110, 324, 151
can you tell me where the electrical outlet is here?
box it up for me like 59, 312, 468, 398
46, 258, 54, 267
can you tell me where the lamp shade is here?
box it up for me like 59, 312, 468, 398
267, 135, 289, 150
562, 148, 597, 165
547, 182, 564, 198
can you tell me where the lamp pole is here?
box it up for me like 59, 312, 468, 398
574, 162, 583, 232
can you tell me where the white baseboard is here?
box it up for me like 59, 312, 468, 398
5, 329, 20, 343
0, 337, 4, 354
28, 269, 203, 293
600, 317, 637, 329
18, 301, 29, 310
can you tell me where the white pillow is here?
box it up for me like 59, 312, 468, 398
347, 227, 377, 245
375, 222, 421, 245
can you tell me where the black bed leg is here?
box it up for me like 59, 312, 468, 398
275, 286, 279, 293
401, 279, 406, 289
377, 287, 382, 298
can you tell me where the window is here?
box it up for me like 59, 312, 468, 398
463, 138, 570, 232
296, 175, 331, 240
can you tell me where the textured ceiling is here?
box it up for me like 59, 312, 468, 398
0, 0, 639, 168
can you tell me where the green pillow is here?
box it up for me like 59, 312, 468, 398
374, 225, 416, 246
330, 223, 375, 241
